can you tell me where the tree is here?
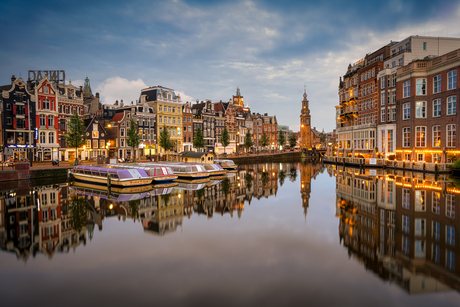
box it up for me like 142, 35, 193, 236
289, 133, 297, 148
260, 132, 269, 149
220, 126, 230, 155
64, 113, 86, 164
244, 131, 253, 153
159, 124, 172, 155
193, 127, 205, 152
319, 132, 326, 148
278, 130, 286, 149
127, 118, 140, 161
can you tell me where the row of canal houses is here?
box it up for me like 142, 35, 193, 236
0, 74, 278, 161
336, 35, 460, 163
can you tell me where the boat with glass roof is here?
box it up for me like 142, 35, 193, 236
214, 159, 237, 171
139, 162, 209, 179
107, 164, 178, 182
70, 165, 152, 187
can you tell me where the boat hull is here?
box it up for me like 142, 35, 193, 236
71, 173, 152, 187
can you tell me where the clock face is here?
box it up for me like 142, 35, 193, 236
86, 132, 89, 136
101, 133, 105, 137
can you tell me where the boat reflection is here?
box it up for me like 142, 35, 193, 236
330, 165, 460, 295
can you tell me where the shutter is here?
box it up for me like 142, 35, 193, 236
25, 119, 29, 129
54, 118, 59, 130
46, 116, 48, 129
25, 105, 28, 116
13, 104, 16, 115
13, 118, 17, 128
36, 115, 40, 127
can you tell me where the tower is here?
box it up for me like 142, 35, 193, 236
300, 89, 312, 149
83, 76, 93, 98
232, 87, 244, 108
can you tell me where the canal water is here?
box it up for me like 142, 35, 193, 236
0, 161, 459, 306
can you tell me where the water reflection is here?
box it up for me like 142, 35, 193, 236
1, 162, 459, 301
331, 165, 459, 294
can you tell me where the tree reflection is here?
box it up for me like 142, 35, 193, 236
261, 172, 269, 187
244, 173, 253, 191
196, 188, 205, 205
69, 197, 88, 232
289, 167, 297, 182
221, 178, 231, 198
278, 170, 286, 186
129, 199, 140, 220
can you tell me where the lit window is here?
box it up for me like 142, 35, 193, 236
416, 79, 426, 95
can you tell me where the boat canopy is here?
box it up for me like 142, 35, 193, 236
214, 159, 236, 166
107, 164, 175, 177
140, 163, 207, 173
72, 165, 148, 179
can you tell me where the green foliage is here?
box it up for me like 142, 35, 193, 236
127, 118, 140, 157
278, 130, 286, 147
64, 113, 86, 152
453, 159, 460, 169
159, 124, 172, 152
244, 132, 253, 151
193, 127, 205, 151
195, 188, 205, 203
221, 178, 231, 197
129, 199, 140, 219
220, 127, 230, 153
278, 170, 287, 186
261, 172, 269, 187
260, 132, 269, 148
289, 167, 297, 182
319, 132, 326, 147
289, 133, 297, 148
244, 173, 253, 191
69, 197, 88, 232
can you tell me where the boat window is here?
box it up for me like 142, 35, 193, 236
186, 167, 192, 173
192, 166, 198, 172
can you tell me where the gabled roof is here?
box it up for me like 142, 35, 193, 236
213, 101, 224, 112
110, 113, 124, 124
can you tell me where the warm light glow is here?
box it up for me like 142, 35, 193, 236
109, 204, 113, 209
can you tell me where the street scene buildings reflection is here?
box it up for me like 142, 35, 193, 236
0, 162, 459, 306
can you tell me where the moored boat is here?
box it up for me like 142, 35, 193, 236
107, 164, 178, 182
70, 165, 152, 187
139, 162, 209, 179
214, 159, 237, 171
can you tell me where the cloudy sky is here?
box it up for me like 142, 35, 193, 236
1, 0, 460, 132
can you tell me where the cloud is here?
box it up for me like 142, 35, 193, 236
95, 77, 148, 105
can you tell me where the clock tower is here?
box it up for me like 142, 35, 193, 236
300, 89, 312, 149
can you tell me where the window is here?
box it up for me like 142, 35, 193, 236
381, 92, 385, 106
159, 105, 162, 111
381, 108, 385, 122
448, 70, 457, 90
446, 250, 455, 271
43, 99, 50, 110
416, 126, 426, 147
40, 115, 46, 126
432, 125, 441, 147
381, 76, 385, 89
48, 132, 54, 144
399, 58, 403, 66
447, 124, 456, 147
40, 132, 46, 143
86, 140, 91, 148
416, 79, 426, 95
100, 140, 105, 148
403, 128, 410, 147
446, 226, 455, 246
447, 96, 456, 115
446, 194, 455, 218
402, 236, 410, 254
392, 74, 396, 86
402, 215, 410, 233
423, 42, 427, 50
48, 115, 54, 127
432, 192, 441, 214
432, 244, 440, 263
433, 75, 441, 93
403, 81, 410, 98
433, 99, 441, 117
391, 107, 396, 121
415, 190, 426, 211
120, 128, 125, 137
403, 103, 410, 119
416, 101, 426, 118
402, 189, 410, 209
415, 240, 426, 258
173, 107, 175, 113
93, 140, 98, 148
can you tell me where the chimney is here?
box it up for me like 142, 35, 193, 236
11, 75, 16, 83
96, 92, 100, 98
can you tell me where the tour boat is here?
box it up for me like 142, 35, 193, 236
71, 165, 152, 187
139, 162, 209, 179
174, 182, 207, 191
107, 164, 178, 182
71, 181, 153, 198
70, 183, 151, 201
214, 159, 238, 171
185, 163, 226, 176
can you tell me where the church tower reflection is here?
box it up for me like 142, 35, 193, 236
300, 162, 322, 219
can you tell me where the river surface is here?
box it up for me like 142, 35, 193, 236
0, 161, 459, 306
